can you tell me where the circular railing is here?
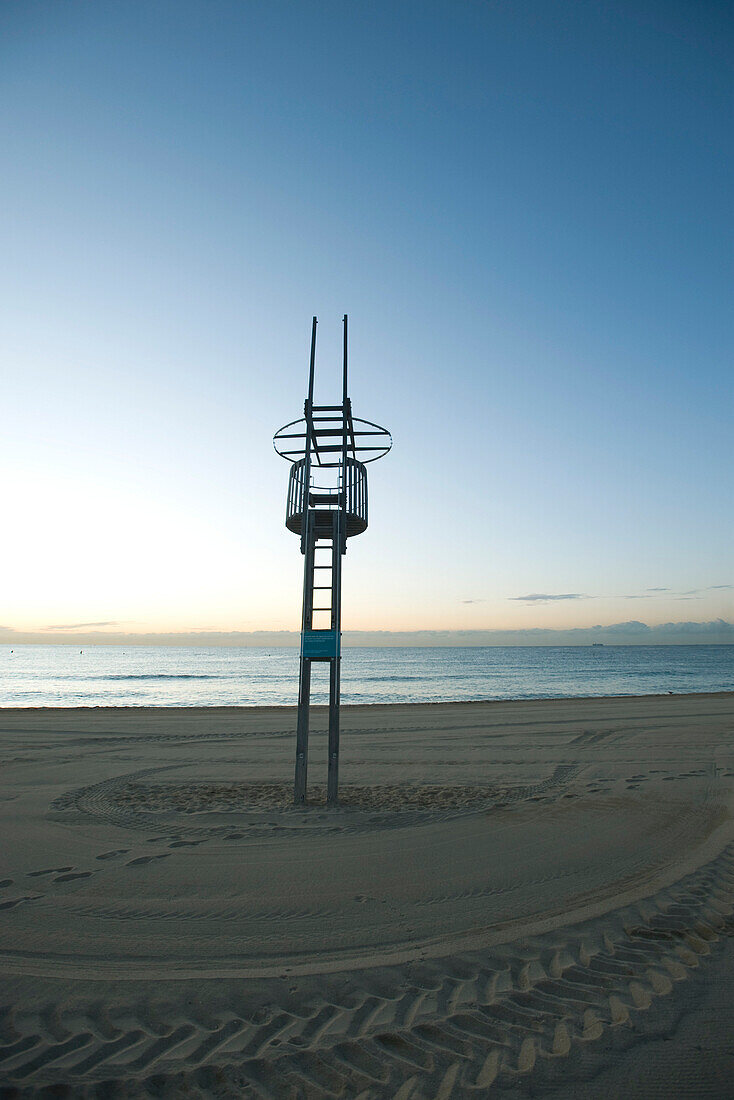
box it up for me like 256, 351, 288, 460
274, 416, 391, 467
286, 458, 368, 538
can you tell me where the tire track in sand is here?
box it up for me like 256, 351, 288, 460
2, 841, 734, 1096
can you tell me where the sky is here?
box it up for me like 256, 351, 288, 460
1, 0, 732, 644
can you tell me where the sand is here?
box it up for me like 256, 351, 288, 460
1, 693, 734, 1097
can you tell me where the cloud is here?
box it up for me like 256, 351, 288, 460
44, 621, 121, 631
462, 598, 485, 604
600, 620, 651, 634
676, 586, 732, 597
510, 593, 588, 603
656, 618, 733, 635
646, 587, 670, 592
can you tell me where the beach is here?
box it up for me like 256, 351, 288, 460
2, 693, 734, 1096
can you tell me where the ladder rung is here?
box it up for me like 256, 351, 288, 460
280, 428, 373, 438
313, 429, 377, 437
309, 444, 385, 452
312, 608, 332, 613
313, 585, 332, 590
313, 565, 332, 570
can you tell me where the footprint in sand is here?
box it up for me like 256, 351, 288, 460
126, 854, 171, 866
27, 866, 73, 877
54, 871, 94, 883
0, 879, 13, 888
225, 833, 244, 840
96, 849, 129, 861
168, 840, 201, 848
0, 894, 42, 910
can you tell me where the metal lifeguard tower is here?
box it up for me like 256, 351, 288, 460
274, 316, 391, 806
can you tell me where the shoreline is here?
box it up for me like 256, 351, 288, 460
1, 687, 733, 712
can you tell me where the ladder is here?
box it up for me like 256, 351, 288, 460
294, 506, 343, 806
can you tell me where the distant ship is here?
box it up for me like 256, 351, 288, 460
591, 643, 604, 647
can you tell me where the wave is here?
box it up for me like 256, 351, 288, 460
353, 674, 431, 682
86, 674, 225, 681
353, 674, 495, 683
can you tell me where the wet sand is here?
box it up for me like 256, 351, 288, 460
1, 693, 733, 1096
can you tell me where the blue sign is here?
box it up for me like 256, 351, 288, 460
302, 629, 340, 660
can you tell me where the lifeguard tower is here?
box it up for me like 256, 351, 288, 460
274, 316, 391, 806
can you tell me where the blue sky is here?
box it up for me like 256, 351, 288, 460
1, 0, 731, 640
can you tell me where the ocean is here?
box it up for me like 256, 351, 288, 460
1, 644, 732, 707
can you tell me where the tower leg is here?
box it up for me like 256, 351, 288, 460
327, 509, 342, 806
294, 511, 316, 805
327, 657, 340, 805
294, 656, 311, 805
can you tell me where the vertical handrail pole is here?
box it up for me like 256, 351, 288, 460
300, 316, 317, 555
342, 313, 348, 403
327, 314, 349, 806
341, 314, 349, 552
294, 316, 317, 803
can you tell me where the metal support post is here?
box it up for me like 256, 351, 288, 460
294, 511, 315, 804
327, 509, 343, 805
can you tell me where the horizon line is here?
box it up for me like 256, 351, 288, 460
1, 619, 732, 648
